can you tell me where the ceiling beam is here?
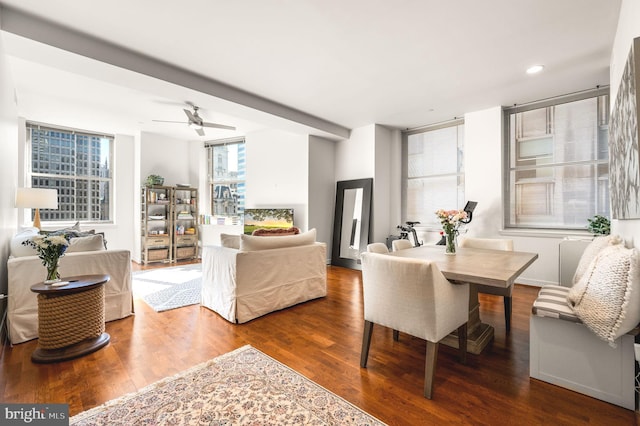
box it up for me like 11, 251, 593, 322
0, 5, 351, 139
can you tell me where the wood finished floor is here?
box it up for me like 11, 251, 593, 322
1, 261, 638, 425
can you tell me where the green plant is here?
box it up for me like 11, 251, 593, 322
145, 174, 164, 186
587, 215, 610, 235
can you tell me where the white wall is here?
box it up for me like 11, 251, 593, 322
373, 125, 392, 242
610, 0, 640, 246
245, 128, 310, 231
335, 125, 375, 181
0, 30, 19, 300
309, 135, 336, 255
140, 132, 193, 187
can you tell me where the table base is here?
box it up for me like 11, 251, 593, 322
31, 332, 110, 364
440, 284, 495, 354
441, 323, 494, 355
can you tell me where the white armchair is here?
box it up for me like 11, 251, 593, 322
366, 242, 389, 254
458, 237, 514, 331
360, 252, 469, 399
391, 239, 413, 251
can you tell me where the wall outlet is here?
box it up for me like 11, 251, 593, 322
634, 343, 640, 363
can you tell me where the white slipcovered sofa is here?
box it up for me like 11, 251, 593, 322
7, 228, 134, 344
201, 229, 327, 323
529, 236, 640, 410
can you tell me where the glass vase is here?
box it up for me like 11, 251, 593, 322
44, 261, 61, 284
445, 231, 456, 255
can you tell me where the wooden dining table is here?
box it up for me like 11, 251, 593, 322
389, 245, 538, 354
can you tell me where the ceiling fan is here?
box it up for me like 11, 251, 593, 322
153, 102, 236, 136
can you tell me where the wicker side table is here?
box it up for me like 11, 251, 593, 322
30, 274, 110, 363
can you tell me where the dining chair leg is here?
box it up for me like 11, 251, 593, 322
457, 323, 467, 364
424, 341, 438, 399
504, 296, 512, 332
393, 329, 400, 341
360, 320, 374, 368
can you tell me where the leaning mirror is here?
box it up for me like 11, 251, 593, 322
331, 178, 372, 269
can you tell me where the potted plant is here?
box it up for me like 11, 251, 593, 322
587, 214, 610, 235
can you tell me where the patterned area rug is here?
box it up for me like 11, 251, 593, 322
70, 345, 385, 425
132, 263, 201, 312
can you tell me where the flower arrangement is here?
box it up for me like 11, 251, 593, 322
22, 234, 71, 282
435, 209, 468, 254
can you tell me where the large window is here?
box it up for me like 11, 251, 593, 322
402, 120, 465, 226
27, 122, 113, 223
207, 138, 245, 225
504, 88, 609, 230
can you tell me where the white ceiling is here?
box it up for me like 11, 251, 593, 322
0, 0, 622, 141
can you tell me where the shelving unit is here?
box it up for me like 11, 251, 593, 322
141, 185, 173, 264
173, 187, 199, 261
140, 185, 199, 264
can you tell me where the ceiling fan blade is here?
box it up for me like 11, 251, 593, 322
152, 119, 187, 124
201, 122, 236, 131
195, 127, 205, 136
183, 108, 198, 124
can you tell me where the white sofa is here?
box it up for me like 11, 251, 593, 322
201, 230, 327, 323
529, 236, 640, 410
7, 249, 134, 344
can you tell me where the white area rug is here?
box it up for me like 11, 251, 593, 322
70, 345, 386, 425
132, 263, 202, 312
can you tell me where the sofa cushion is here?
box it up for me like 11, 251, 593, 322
10, 228, 39, 257
572, 235, 622, 285
66, 234, 106, 253
239, 229, 316, 252
568, 244, 640, 345
220, 233, 241, 249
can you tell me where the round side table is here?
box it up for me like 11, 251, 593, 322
30, 274, 110, 363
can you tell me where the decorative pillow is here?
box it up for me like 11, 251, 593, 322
251, 227, 301, 236
66, 234, 106, 253
10, 228, 39, 257
572, 235, 622, 286
239, 229, 316, 252
568, 244, 640, 345
220, 233, 241, 249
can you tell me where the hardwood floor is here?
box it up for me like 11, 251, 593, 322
1, 261, 638, 425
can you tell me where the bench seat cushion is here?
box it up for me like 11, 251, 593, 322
531, 285, 581, 323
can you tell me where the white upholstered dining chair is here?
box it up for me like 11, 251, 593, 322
366, 242, 389, 254
458, 237, 514, 332
360, 252, 469, 399
391, 239, 413, 252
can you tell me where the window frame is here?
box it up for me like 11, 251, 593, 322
26, 121, 114, 226
401, 118, 465, 228
502, 86, 610, 232
206, 137, 245, 223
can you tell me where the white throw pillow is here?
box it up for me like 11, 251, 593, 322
66, 234, 106, 253
569, 244, 640, 345
10, 228, 39, 257
220, 233, 241, 249
572, 235, 622, 285
239, 229, 316, 252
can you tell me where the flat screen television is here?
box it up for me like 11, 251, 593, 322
243, 208, 294, 235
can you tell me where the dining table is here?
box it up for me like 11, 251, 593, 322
388, 244, 538, 354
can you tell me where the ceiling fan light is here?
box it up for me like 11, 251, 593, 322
526, 64, 544, 74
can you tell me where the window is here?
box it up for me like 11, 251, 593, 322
504, 88, 609, 230
402, 120, 465, 226
206, 138, 245, 224
26, 122, 114, 223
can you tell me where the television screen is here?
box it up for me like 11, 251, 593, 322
243, 208, 294, 235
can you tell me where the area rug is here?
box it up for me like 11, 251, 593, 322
132, 263, 201, 312
70, 345, 385, 425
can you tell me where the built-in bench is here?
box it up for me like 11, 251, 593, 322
529, 237, 640, 411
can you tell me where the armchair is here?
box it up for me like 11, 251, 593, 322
360, 252, 469, 399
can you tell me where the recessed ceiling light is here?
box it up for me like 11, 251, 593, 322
526, 65, 544, 74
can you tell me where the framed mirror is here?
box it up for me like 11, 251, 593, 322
331, 178, 373, 269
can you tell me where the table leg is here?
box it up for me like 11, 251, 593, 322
441, 284, 494, 354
